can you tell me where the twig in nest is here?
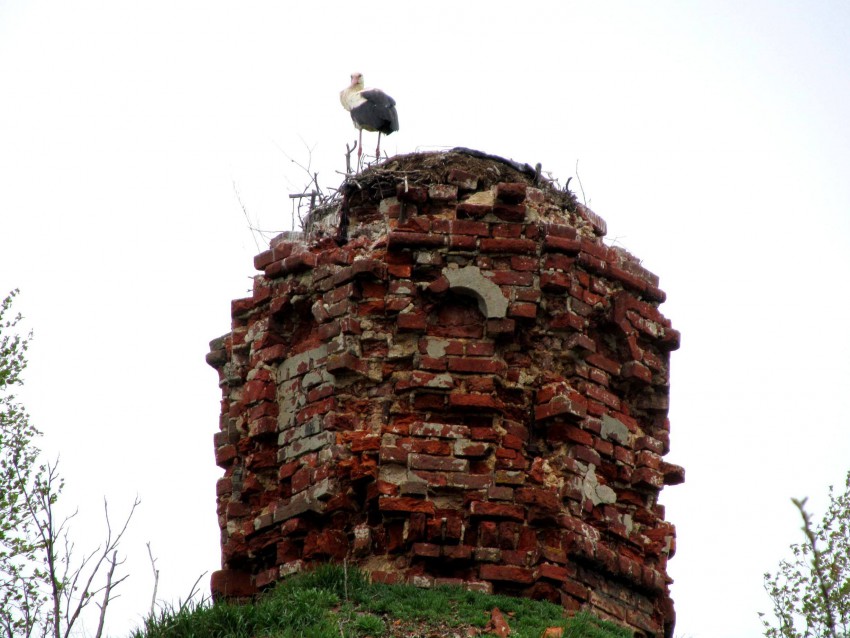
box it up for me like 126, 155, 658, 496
575, 159, 588, 206
232, 180, 262, 253
345, 140, 358, 175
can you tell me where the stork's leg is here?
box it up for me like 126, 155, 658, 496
357, 129, 363, 160
376, 132, 382, 159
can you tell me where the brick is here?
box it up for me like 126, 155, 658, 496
410, 470, 448, 488
469, 426, 500, 441
456, 202, 492, 218
449, 235, 478, 252
447, 357, 507, 374
491, 223, 523, 238
593, 438, 615, 457
242, 379, 275, 404
576, 252, 607, 275
351, 258, 387, 279
453, 439, 490, 457
509, 255, 537, 271
465, 342, 495, 357
544, 223, 578, 239
543, 235, 581, 253
410, 422, 471, 439
379, 497, 436, 515
548, 311, 586, 331
540, 271, 571, 292
508, 302, 537, 319
388, 231, 446, 249
448, 393, 501, 410
636, 435, 664, 455
396, 184, 428, 204
396, 371, 455, 392
494, 470, 526, 485
487, 270, 534, 286
547, 423, 593, 446
397, 310, 427, 331
428, 184, 458, 202
479, 564, 535, 584
442, 544, 474, 560
246, 413, 277, 438
480, 238, 537, 254
386, 263, 412, 278
607, 264, 650, 293
214, 444, 237, 467
661, 462, 685, 485
516, 487, 561, 512
411, 438, 452, 455
495, 182, 527, 203
470, 501, 525, 521
446, 473, 493, 489
409, 454, 469, 472
543, 253, 575, 272
538, 563, 570, 582
492, 203, 527, 222
211, 569, 256, 599
412, 542, 441, 557
253, 249, 275, 271
535, 392, 587, 421
579, 239, 610, 261
571, 445, 601, 466
581, 382, 621, 410
350, 434, 381, 453
565, 333, 596, 352
326, 352, 365, 376
486, 318, 515, 334
450, 220, 490, 236
282, 252, 317, 274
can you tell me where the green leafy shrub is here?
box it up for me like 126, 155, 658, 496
762, 471, 850, 638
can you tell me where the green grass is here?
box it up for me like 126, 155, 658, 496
131, 564, 632, 638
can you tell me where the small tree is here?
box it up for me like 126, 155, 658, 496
762, 471, 850, 638
0, 289, 44, 638
0, 290, 137, 638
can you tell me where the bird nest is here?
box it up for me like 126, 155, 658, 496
303, 148, 578, 238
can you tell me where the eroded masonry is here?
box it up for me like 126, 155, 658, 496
207, 150, 684, 638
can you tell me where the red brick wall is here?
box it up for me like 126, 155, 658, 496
207, 151, 683, 638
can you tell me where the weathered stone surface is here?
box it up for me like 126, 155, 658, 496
442, 265, 509, 318
207, 150, 682, 638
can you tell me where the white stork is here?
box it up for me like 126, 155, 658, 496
340, 72, 399, 162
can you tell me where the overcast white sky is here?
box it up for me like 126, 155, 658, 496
2, 2, 850, 637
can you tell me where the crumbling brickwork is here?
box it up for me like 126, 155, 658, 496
207, 150, 683, 637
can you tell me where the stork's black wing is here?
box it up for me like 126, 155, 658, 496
360, 89, 396, 109
352, 89, 399, 134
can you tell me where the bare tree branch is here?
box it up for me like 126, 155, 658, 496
93, 551, 118, 638
146, 542, 159, 618
61, 496, 139, 638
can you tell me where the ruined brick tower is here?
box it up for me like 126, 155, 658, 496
207, 150, 683, 637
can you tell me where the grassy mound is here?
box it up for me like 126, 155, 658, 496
132, 565, 631, 638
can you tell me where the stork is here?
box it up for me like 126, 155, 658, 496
340, 72, 399, 163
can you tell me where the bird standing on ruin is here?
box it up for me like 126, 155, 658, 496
340, 72, 399, 163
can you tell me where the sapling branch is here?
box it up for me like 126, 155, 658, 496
146, 542, 159, 617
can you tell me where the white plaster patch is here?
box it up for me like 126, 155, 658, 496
425, 338, 450, 358
442, 265, 508, 318
601, 414, 631, 445
582, 464, 617, 505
